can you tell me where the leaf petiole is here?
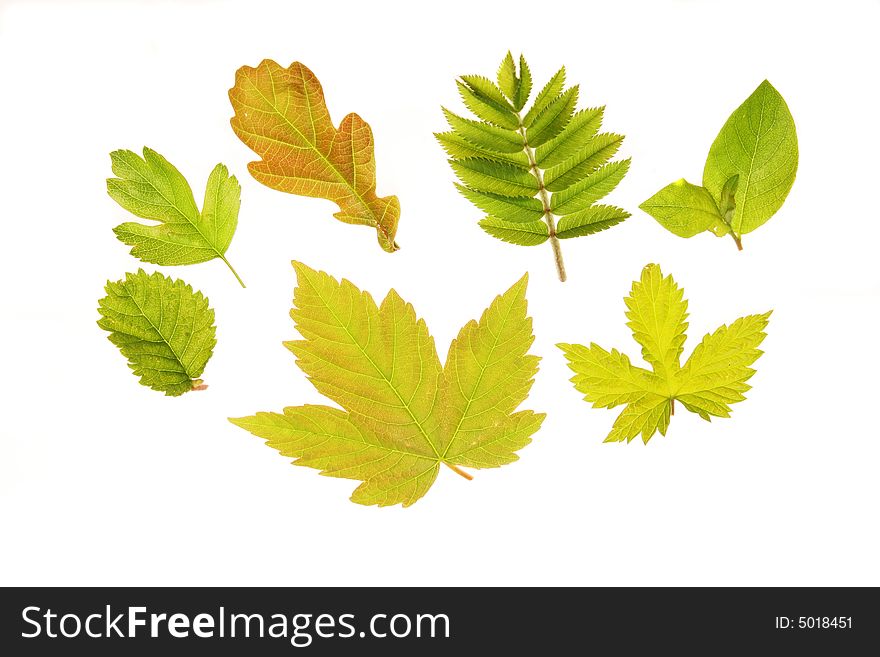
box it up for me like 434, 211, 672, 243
220, 256, 246, 288
444, 463, 474, 480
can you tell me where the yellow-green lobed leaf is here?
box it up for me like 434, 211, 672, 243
558, 264, 770, 443
108, 148, 245, 287
230, 263, 544, 507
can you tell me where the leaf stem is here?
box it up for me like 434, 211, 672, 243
516, 117, 567, 282
444, 463, 473, 480
220, 256, 247, 288
731, 233, 743, 251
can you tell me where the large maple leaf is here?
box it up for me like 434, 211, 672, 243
231, 263, 544, 507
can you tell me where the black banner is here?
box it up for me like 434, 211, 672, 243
1, 587, 876, 654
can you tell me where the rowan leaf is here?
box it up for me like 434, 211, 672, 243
107, 148, 245, 287
479, 217, 550, 245
555, 205, 630, 239
439, 53, 631, 282
97, 270, 216, 396
229, 60, 400, 253
641, 80, 798, 250
230, 264, 544, 507
558, 264, 770, 444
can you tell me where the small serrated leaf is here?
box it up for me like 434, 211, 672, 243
97, 270, 216, 396
552, 159, 631, 215
523, 66, 566, 127
435, 131, 530, 167
479, 217, 549, 245
514, 55, 532, 111
527, 86, 579, 147
535, 107, 604, 168
544, 133, 624, 192
556, 205, 630, 239
455, 184, 545, 223
457, 81, 519, 129
443, 108, 524, 153
497, 52, 517, 100
450, 158, 538, 197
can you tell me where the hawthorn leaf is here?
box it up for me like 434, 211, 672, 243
558, 264, 770, 444
97, 270, 216, 396
107, 148, 245, 287
230, 263, 545, 507
229, 60, 400, 252
641, 80, 797, 250
438, 54, 631, 282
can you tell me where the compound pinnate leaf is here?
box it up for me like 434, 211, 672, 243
230, 263, 544, 507
558, 264, 770, 444
97, 270, 216, 396
640, 80, 798, 250
107, 148, 245, 287
229, 60, 400, 253
438, 53, 631, 282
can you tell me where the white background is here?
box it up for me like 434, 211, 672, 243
1, 0, 878, 587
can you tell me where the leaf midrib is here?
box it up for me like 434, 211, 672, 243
123, 281, 197, 380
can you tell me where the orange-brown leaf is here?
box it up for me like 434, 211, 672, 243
229, 60, 400, 252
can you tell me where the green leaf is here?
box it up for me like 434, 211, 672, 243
443, 108, 523, 153
523, 66, 566, 127
460, 75, 513, 110
625, 264, 689, 381
230, 264, 544, 507
440, 55, 631, 280
526, 86, 579, 147
497, 52, 517, 99
551, 160, 631, 215
703, 80, 798, 234
515, 55, 532, 111
558, 263, 770, 443
677, 312, 771, 420
543, 133, 624, 192
455, 184, 546, 223
97, 270, 216, 396
556, 205, 630, 239
535, 107, 604, 168
479, 217, 549, 245
457, 81, 519, 129
108, 148, 245, 287
435, 131, 530, 167
639, 179, 723, 238
450, 158, 538, 197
